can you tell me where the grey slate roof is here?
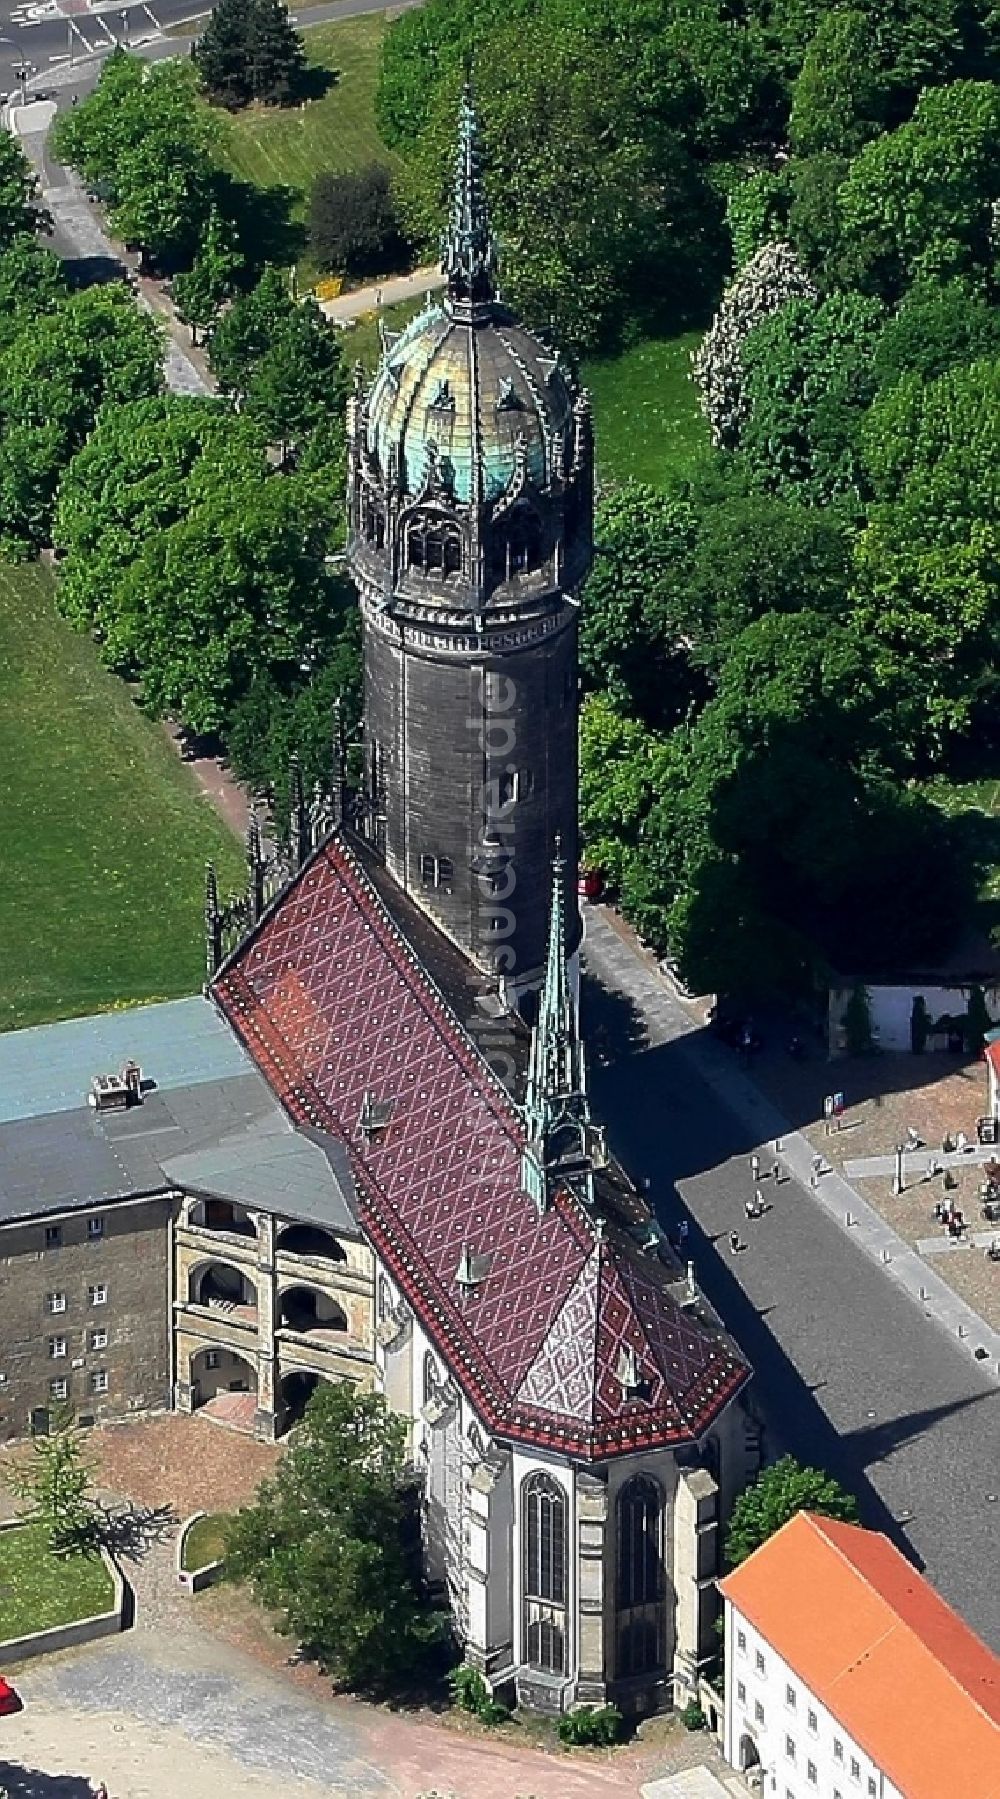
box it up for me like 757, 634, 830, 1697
0, 996, 251, 1125
0, 996, 359, 1234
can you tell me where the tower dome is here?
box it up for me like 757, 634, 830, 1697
346, 92, 593, 999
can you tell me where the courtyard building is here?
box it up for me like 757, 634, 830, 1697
720, 1510, 1000, 1797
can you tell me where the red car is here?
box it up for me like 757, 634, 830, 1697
578, 866, 604, 900
0, 1676, 21, 1715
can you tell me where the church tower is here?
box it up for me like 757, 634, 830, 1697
346, 92, 593, 1000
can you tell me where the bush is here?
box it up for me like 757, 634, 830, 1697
449, 1663, 509, 1725
309, 165, 407, 277
679, 1700, 707, 1731
557, 1704, 623, 1747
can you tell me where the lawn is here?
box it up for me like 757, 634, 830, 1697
0, 563, 244, 1032
212, 16, 395, 203
0, 1520, 115, 1640
181, 1511, 230, 1572
582, 329, 709, 488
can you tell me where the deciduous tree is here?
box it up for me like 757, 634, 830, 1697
725, 1455, 859, 1568
225, 1383, 442, 1688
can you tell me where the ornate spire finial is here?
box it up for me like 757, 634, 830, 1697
521, 838, 598, 1213
442, 86, 496, 317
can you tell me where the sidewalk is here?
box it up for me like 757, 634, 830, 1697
318, 265, 445, 325
584, 904, 1000, 1378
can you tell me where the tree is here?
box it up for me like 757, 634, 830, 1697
225, 1382, 442, 1688
690, 495, 852, 654
208, 264, 295, 399
725, 1455, 859, 1568
247, 0, 305, 105
193, 0, 254, 107
54, 394, 266, 632
52, 56, 218, 273
739, 290, 885, 504
725, 169, 789, 271
225, 603, 363, 806
579, 694, 666, 895
5, 1414, 101, 1555
581, 482, 701, 727
872, 277, 1000, 390
242, 299, 346, 465
854, 356, 1000, 753
173, 204, 244, 342
838, 80, 1000, 299
0, 128, 47, 246
309, 165, 405, 276
0, 238, 66, 350
789, 10, 885, 159
692, 241, 816, 449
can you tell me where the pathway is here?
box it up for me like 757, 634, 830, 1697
318, 266, 445, 326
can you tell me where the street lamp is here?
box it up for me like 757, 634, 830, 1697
893, 1142, 905, 1195
13, 60, 33, 107
119, 9, 130, 46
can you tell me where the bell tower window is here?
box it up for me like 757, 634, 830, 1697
407, 518, 462, 577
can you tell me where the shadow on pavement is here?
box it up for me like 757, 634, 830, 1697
0, 1763, 93, 1799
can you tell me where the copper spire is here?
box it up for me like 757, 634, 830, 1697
442, 86, 496, 317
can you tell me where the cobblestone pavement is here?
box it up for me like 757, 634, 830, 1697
87, 1411, 281, 1518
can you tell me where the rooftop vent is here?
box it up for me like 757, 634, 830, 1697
358, 1090, 394, 1141
455, 1243, 492, 1291
88, 1061, 143, 1113
616, 1343, 647, 1398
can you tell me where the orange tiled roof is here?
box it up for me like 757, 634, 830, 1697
719, 1512, 1000, 1799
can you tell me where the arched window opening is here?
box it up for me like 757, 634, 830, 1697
506, 512, 540, 580
423, 1351, 440, 1406
523, 1474, 568, 1675
616, 1476, 665, 1678
407, 518, 462, 577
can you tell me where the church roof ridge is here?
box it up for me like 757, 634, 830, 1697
212, 833, 749, 1459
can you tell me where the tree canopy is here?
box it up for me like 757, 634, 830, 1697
725, 1454, 860, 1567
225, 1383, 443, 1688
194, 0, 305, 109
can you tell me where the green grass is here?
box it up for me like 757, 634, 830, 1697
338, 294, 425, 370
0, 563, 244, 1032
181, 1511, 230, 1572
0, 1520, 115, 1640
582, 330, 709, 487
211, 16, 394, 204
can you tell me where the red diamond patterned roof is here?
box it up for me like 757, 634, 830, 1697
213, 833, 749, 1459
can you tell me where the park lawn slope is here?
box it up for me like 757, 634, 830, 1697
0, 563, 244, 1032
0, 1520, 115, 1640
212, 15, 394, 202
583, 330, 708, 487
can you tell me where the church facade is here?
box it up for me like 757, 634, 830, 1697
0, 98, 758, 1718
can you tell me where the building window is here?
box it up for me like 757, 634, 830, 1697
755, 1701, 765, 1724
44, 1224, 62, 1248
807, 1709, 817, 1733
851, 1760, 860, 1781
419, 854, 453, 890
205, 1351, 219, 1370
523, 1474, 567, 1675
786, 1684, 796, 1708
756, 1650, 766, 1674
91, 1370, 108, 1395
834, 1740, 844, 1761
616, 1475, 664, 1677
88, 1284, 107, 1307
422, 1352, 439, 1407
48, 1337, 66, 1359
737, 1629, 747, 1653
89, 1328, 108, 1351
785, 1736, 796, 1761
87, 1216, 104, 1240
737, 1681, 746, 1703
807, 1762, 817, 1784
49, 1378, 67, 1400
867, 1783, 876, 1797
46, 1292, 66, 1315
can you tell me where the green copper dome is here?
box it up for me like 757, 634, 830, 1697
365, 299, 574, 506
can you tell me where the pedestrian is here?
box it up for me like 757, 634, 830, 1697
750, 1153, 760, 1181
677, 1219, 689, 1250
810, 1171, 818, 1190
375, 287, 384, 309
755, 1186, 764, 1211
94, 1784, 109, 1799
728, 1231, 741, 1254
771, 1160, 781, 1184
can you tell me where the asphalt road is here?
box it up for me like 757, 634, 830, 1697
581, 912, 1000, 1652
0, 0, 420, 100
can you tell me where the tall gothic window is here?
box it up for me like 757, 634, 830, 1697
523, 1474, 568, 1675
616, 1476, 665, 1679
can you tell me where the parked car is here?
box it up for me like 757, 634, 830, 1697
578, 866, 603, 900
0, 1676, 22, 1715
